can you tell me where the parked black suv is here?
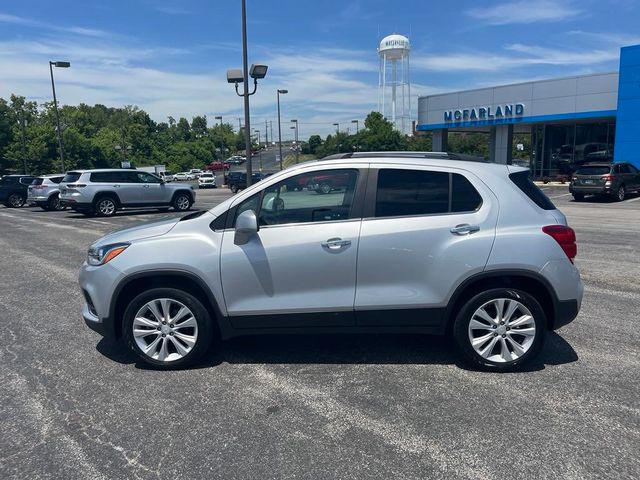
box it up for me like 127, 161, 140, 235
0, 175, 36, 208
228, 172, 272, 193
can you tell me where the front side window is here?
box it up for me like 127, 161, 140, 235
136, 172, 161, 183
63, 172, 82, 183
258, 169, 358, 226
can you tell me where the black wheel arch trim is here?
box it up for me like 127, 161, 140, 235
105, 269, 227, 341
445, 269, 578, 331
93, 191, 121, 207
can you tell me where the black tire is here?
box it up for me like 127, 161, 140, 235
615, 185, 625, 202
47, 194, 65, 211
94, 196, 118, 217
572, 193, 584, 202
122, 287, 213, 369
37, 202, 49, 211
452, 288, 546, 371
230, 185, 239, 194
172, 192, 192, 211
318, 182, 332, 195
7, 193, 26, 208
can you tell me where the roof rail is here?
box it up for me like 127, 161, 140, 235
321, 151, 488, 163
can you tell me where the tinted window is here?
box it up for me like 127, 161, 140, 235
628, 164, 639, 174
258, 169, 358, 226
509, 171, 556, 210
376, 169, 449, 217
32, 178, 45, 186
90, 172, 118, 183
62, 172, 82, 183
19, 177, 35, 185
50, 176, 63, 184
619, 164, 632, 174
451, 174, 482, 212
0, 177, 17, 185
575, 166, 610, 175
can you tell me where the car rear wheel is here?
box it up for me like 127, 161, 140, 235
7, 193, 26, 208
173, 193, 192, 211
47, 194, 65, 211
123, 288, 213, 369
453, 288, 545, 371
94, 196, 117, 217
615, 185, 625, 202
230, 185, 239, 194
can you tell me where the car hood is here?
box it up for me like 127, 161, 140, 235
91, 216, 180, 248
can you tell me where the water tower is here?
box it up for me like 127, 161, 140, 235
378, 34, 411, 134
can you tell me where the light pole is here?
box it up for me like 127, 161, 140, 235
254, 130, 263, 171
19, 111, 28, 174
333, 122, 340, 134
291, 119, 299, 164
352, 119, 359, 134
277, 89, 288, 170
49, 60, 70, 172
215, 115, 224, 160
226, 0, 268, 188
254, 129, 261, 147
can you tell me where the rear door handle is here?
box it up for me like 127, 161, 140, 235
450, 224, 480, 235
321, 238, 352, 249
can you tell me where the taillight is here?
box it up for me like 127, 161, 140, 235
602, 174, 613, 182
543, 225, 577, 262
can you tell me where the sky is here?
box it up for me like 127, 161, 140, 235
1, 0, 639, 138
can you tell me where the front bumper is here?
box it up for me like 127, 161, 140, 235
79, 262, 123, 340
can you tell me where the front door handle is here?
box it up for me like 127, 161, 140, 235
113, 184, 120, 188
321, 238, 352, 250
450, 224, 480, 235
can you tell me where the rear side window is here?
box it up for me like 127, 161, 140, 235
63, 172, 82, 183
31, 178, 45, 185
19, 177, 35, 185
50, 176, 63, 184
575, 166, 610, 175
375, 169, 482, 218
509, 171, 556, 210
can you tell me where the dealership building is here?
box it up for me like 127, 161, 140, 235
416, 44, 640, 177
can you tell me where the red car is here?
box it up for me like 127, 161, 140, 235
307, 172, 353, 194
207, 161, 230, 171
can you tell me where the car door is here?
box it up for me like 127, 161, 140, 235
219, 167, 366, 328
354, 165, 498, 326
135, 171, 166, 204
622, 164, 640, 191
114, 171, 142, 205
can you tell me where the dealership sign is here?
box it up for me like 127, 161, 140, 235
444, 103, 525, 123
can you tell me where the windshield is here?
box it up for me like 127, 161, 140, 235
0, 176, 16, 185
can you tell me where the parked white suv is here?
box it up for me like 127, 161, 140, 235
79, 153, 582, 370
60, 169, 196, 216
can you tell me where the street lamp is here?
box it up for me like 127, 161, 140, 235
352, 119, 359, 134
215, 115, 224, 160
49, 60, 70, 172
290, 119, 299, 164
226, 0, 268, 187
18, 111, 28, 174
333, 122, 340, 134
277, 89, 288, 170
254, 129, 261, 147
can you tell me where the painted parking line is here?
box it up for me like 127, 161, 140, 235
625, 196, 640, 203
549, 193, 571, 198
0, 210, 104, 235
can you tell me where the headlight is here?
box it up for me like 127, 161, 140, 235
87, 242, 130, 266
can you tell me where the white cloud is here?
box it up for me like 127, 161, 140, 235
467, 0, 582, 25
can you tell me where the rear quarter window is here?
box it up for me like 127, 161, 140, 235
509, 171, 556, 210
63, 172, 82, 183
575, 166, 611, 175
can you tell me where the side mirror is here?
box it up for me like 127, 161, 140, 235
234, 209, 258, 245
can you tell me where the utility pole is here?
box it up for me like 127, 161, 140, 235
265, 119, 269, 148
49, 61, 70, 172
20, 110, 28, 174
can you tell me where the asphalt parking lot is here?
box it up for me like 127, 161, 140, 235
1, 184, 639, 479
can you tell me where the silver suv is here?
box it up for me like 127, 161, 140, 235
60, 169, 196, 217
27, 174, 66, 211
79, 153, 583, 371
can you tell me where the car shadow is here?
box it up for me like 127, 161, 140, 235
96, 331, 578, 373
64, 210, 184, 219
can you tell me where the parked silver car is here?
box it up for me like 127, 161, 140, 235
60, 169, 196, 217
27, 174, 66, 211
79, 153, 583, 370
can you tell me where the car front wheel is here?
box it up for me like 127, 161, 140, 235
453, 288, 545, 371
173, 193, 192, 211
123, 288, 213, 369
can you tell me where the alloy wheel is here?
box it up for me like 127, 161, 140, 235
133, 298, 199, 363
8, 194, 25, 208
468, 298, 536, 363
176, 195, 190, 210
617, 186, 625, 202
98, 199, 116, 216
